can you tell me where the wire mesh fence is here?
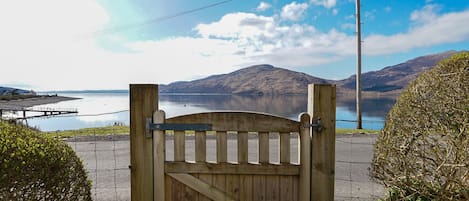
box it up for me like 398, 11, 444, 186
48, 112, 386, 201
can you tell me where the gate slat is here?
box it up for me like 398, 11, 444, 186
174, 130, 185, 162
253, 175, 266, 201
154, 110, 166, 201
280, 132, 290, 164
226, 175, 240, 200
240, 175, 253, 201
238, 132, 248, 164
195, 131, 206, 163
279, 176, 293, 201
265, 175, 280, 201
216, 131, 227, 163
258, 132, 269, 164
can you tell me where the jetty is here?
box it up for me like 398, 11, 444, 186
0, 106, 77, 119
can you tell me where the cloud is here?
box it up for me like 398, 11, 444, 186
256, 1, 272, 12
281, 2, 309, 21
310, 0, 336, 9
364, 8, 469, 55
194, 12, 355, 67
410, 4, 440, 24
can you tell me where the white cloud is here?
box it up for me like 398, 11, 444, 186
364, 8, 469, 55
281, 2, 309, 21
410, 4, 440, 24
256, 1, 272, 12
194, 12, 355, 67
310, 0, 336, 9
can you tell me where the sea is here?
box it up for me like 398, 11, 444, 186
22, 92, 395, 132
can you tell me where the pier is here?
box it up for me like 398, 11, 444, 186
0, 106, 78, 119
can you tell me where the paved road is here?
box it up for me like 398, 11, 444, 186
68, 134, 384, 201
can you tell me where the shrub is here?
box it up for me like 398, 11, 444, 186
0, 121, 92, 200
372, 52, 469, 200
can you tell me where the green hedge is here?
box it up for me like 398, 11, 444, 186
372, 52, 469, 200
0, 121, 92, 200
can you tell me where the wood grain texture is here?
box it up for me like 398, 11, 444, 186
258, 132, 269, 164
154, 110, 166, 201
165, 111, 300, 132
280, 132, 290, 164
130, 84, 158, 201
299, 112, 311, 201
265, 175, 279, 201
308, 84, 336, 201
252, 175, 266, 201
174, 130, 185, 162
195, 131, 206, 163
239, 175, 253, 201
169, 173, 235, 201
165, 162, 300, 175
237, 132, 248, 164
216, 131, 227, 163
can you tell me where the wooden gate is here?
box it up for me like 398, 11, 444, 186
130, 84, 336, 201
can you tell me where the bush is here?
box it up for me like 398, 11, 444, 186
372, 52, 469, 200
0, 121, 92, 200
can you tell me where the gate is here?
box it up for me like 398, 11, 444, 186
130, 84, 336, 201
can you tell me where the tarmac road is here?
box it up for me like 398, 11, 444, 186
68, 134, 384, 201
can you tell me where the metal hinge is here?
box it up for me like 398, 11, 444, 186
145, 118, 212, 138
310, 118, 322, 132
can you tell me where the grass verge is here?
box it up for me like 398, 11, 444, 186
43, 125, 379, 138
43, 126, 129, 138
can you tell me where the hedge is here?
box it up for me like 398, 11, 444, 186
372, 52, 469, 200
0, 121, 92, 200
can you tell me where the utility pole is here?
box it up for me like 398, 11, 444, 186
355, 0, 362, 129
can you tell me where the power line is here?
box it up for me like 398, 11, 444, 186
89, 0, 232, 37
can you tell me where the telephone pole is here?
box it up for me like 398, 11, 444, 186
356, 0, 362, 129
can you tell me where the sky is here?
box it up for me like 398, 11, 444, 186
1, 0, 469, 91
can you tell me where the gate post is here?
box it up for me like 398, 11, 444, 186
308, 84, 336, 201
130, 84, 158, 201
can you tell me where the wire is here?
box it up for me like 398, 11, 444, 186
88, 0, 232, 37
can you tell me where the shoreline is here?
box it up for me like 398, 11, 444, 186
0, 95, 79, 110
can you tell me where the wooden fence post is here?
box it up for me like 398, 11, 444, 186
130, 84, 158, 201
308, 84, 336, 201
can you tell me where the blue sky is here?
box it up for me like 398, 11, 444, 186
1, 0, 469, 90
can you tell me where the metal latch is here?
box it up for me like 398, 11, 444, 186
145, 118, 212, 138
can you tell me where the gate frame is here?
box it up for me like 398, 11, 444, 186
130, 84, 335, 201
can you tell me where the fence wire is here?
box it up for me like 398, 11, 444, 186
55, 111, 386, 201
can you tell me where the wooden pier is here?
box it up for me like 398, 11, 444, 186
0, 106, 78, 119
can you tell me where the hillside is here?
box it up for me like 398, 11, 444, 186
161, 50, 463, 96
160, 64, 330, 95
337, 50, 460, 92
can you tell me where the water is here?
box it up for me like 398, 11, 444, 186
27, 92, 395, 131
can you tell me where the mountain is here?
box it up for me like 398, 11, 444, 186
160, 64, 330, 95
161, 50, 463, 96
337, 50, 461, 93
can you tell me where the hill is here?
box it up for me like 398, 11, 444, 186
161, 50, 463, 96
337, 50, 461, 93
160, 64, 330, 95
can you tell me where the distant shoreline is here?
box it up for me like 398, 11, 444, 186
0, 95, 79, 109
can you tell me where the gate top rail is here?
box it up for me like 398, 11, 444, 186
162, 111, 301, 133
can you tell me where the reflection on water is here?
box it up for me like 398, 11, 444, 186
28, 93, 395, 131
